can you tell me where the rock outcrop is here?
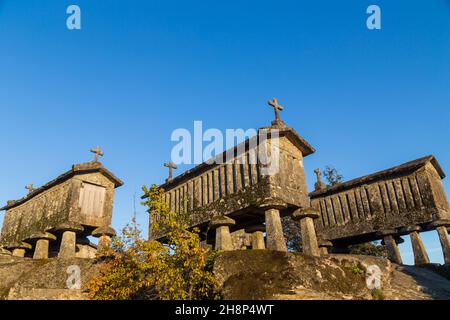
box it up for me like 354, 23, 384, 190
2, 251, 450, 300
213, 251, 450, 300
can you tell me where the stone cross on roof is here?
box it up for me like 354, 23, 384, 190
25, 184, 35, 194
90, 146, 104, 163
314, 168, 326, 191
268, 98, 286, 128
164, 161, 178, 182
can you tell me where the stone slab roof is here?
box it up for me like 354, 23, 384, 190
142, 126, 315, 198
0, 162, 124, 212
309, 155, 445, 198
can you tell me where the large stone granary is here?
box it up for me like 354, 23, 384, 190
0, 148, 123, 259
147, 99, 450, 265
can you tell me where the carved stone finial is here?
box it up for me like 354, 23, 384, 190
90, 146, 104, 163
164, 161, 178, 182
267, 98, 286, 128
314, 169, 326, 191
25, 184, 35, 194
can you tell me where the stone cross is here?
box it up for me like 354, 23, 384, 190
268, 98, 284, 122
164, 161, 178, 182
25, 184, 35, 194
314, 169, 326, 191
90, 146, 104, 163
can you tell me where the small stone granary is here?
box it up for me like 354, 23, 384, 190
0, 147, 123, 259
147, 99, 450, 266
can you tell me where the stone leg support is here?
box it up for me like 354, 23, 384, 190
265, 208, 287, 252
436, 226, 450, 264
319, 240, 333, 256
58, 231, 77, 259
292, 208, 320, 257
210, 216, 235, 251
92, 226, 116, 256
56, 222, 84, 259
34, 239, 50, 259
98, 235, 111, 253
215, 226, 234, 251
251, 231, 266, 250
407, 228, 430, 265
12, 249, 26, 257
383, 235, 403, 265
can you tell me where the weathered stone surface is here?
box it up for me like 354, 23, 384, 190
264, 209, 287, 252
1, 251, 450, 300
250, 232, 265, 250
146, 124, 315, 243
292, 208, 320, 256
210, 216, 236, 228
436, 226, 450, 264
403, 226, 430, 265
0, 256, 100, 300
33, 240, 50, 260
310, 156, 450, 246
12, 249, 26, 258
230, 229, 250, 250
0, 161, 123, 260
214, 226, 234, 251
244, 225, 265, 250
318, 240, 333, 256
58, 231, 77, 259
213, 251, 450, 300
91, 226, 116, 237
300, 217, 320, 257
382, 234, 403, 265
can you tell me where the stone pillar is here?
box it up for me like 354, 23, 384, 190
9, 242, 32, 258
318, 240, 333, 256
264, 208, 287, 252
29, 232, 57, 260
12, 248, 26, 257
55, 222, 84, 259
245, 225, 266, 250
292, 208, 320, 257
403, 226, 430, 265
378, 230, 403, 265
92, 226, 117, 256
430, 220, 450, 264
209, 216, 235, 251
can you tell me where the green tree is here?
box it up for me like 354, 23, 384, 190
86, 185, 219, 300
323, 166, 343, 186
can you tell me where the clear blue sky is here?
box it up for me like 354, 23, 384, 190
1, 1, 449, 264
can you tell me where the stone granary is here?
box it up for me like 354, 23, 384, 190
146, 98, 321, 257
0, 147, 123, 259
147, 99, 450, 266
310, 155, 450, 265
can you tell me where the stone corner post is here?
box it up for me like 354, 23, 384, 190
318, 240, 333, 256
430, 220, 450, 264
402, 225, 430, 265
8, 242, 32, 258
244, 225, 266, 250
260, 202, 288, 252
292, 207, 321, 257
56, 222, 84, 259
92, 226, 117, 256
209, 216, 235, 251
29, 232, 57, 260
378, 229, 403, 265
